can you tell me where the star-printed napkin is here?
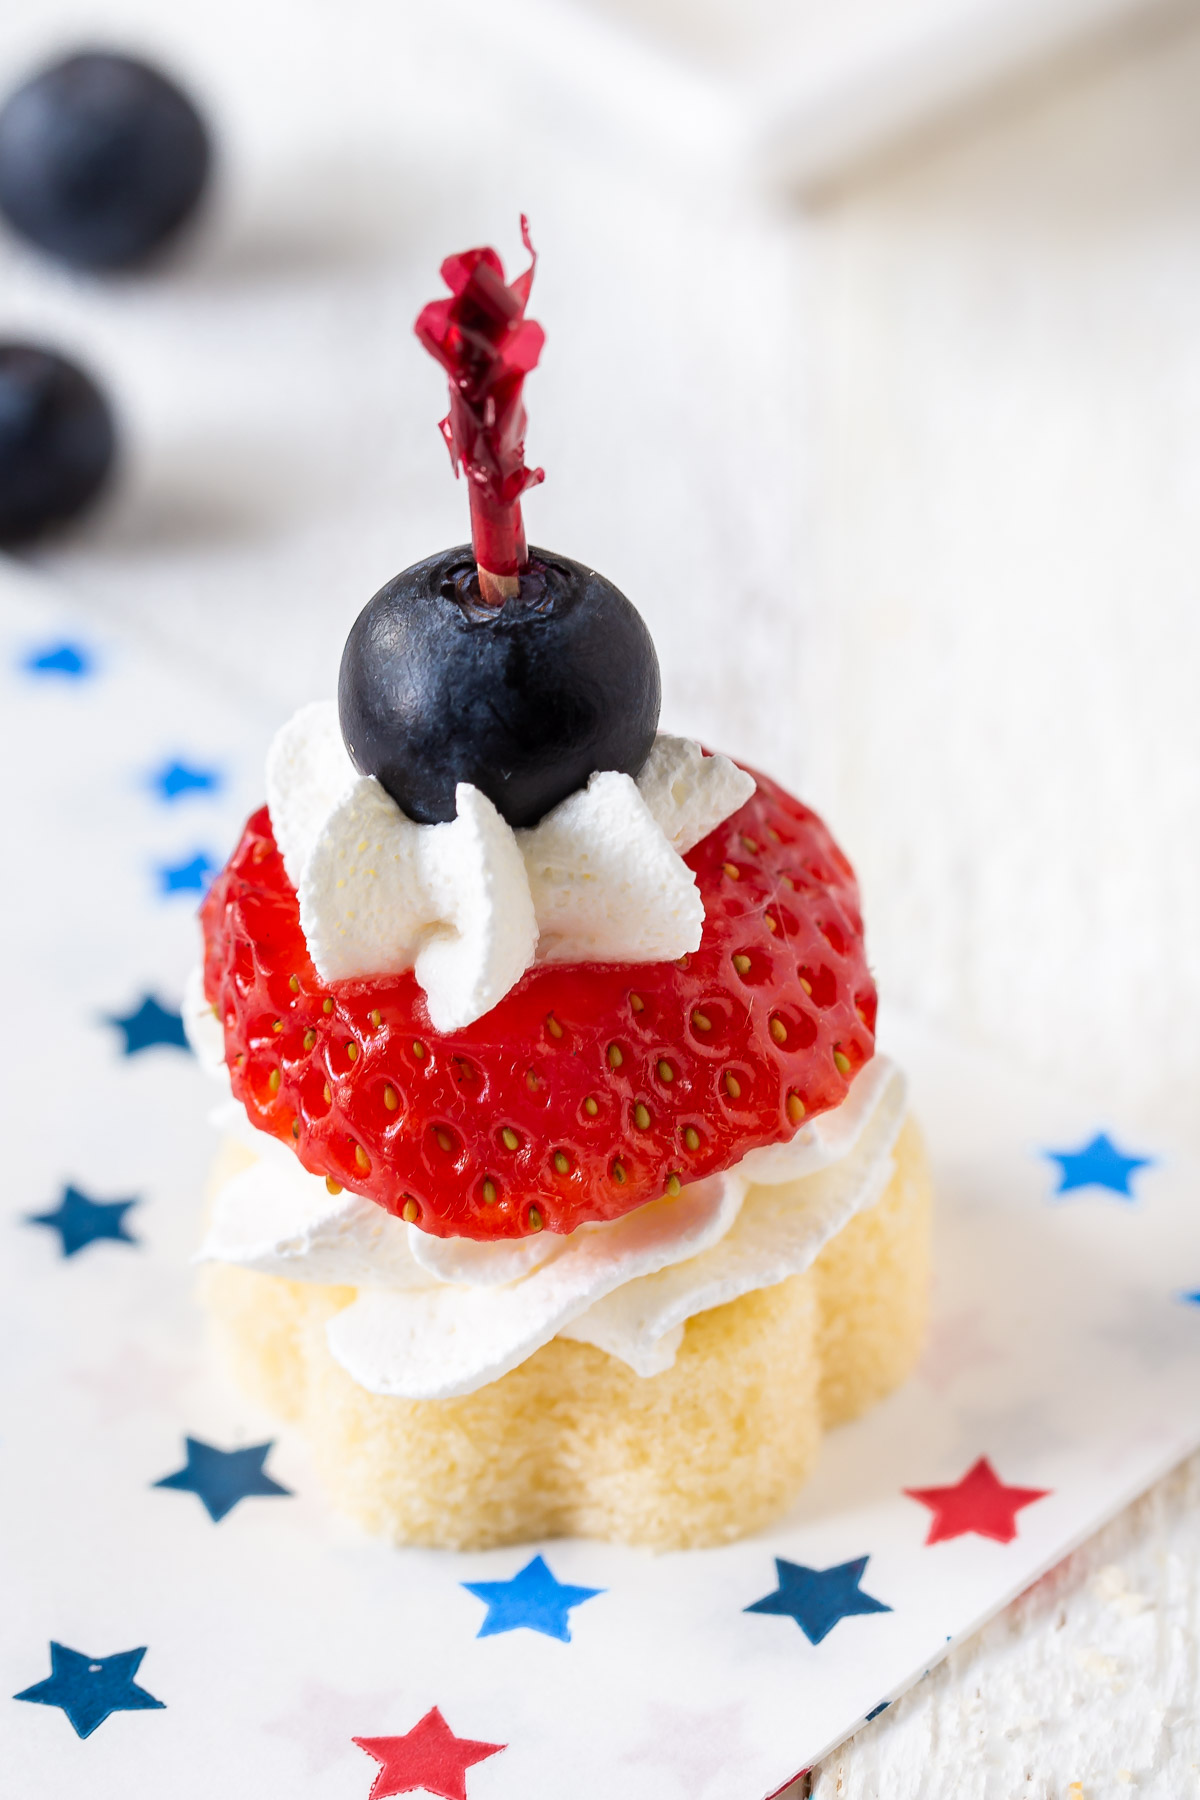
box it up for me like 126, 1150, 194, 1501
3, 562, 1199, 1800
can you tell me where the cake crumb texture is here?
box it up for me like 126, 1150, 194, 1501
200, 1114, 931, 1549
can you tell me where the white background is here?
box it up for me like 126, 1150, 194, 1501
1, 0, 1198, 1791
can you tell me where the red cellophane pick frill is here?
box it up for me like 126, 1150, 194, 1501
414, 216, 545, 582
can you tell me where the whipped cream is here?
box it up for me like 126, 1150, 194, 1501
265, 703, 754, 1030
197, 1052, 907, 1400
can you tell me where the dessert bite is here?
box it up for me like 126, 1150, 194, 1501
189, 225, 931, 1550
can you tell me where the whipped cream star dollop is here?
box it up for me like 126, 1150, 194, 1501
194, 1040, 906, 1400
266, 703, 755, 1031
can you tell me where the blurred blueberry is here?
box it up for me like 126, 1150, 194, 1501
0, 51, 211, 270
0, 343, 115, 543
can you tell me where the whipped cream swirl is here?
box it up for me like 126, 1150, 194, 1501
266, 704, 754, 1031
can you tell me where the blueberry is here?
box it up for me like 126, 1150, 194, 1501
339, 546, 661, 829
0, 343, 115, 543
0, 51, 210, 270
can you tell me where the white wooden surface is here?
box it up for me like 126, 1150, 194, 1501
579, 0, 1183, 189
808, 1448, 1200, 1799
795, 3, 1200, 1149
0, 0, 1196, 1790
798, 12, 1200, 1791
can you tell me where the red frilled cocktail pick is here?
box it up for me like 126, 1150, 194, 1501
414, 216, 545, 600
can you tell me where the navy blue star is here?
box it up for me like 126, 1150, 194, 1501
1044, 1133, 1154, 1200
149, 758, 222, 803
14, 1643, 164, 1738
21, 640, 95, 679
26, 1185, 139, 1258
104, 995, 189, 1055
744, 1556, 892, 1645
865, 1701, 890, 1722
155, 851, 215, 895
462, 1554, 604, 1641
154, 1436, 291, 1521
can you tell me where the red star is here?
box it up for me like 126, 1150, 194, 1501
353, 1707, 505, 1800
904, 1456, 1051, 1545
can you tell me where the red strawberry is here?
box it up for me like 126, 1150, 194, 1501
201, 765, 876, 1241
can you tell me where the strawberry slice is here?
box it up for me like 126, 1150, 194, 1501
201, 765, 876, 1241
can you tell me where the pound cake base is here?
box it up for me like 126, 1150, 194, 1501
200, 1114, 931, 1550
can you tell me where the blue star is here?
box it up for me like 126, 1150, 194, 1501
744, 1556, 892, 1645
14, 1643, 164, 1738
154, 1436, 291, 1522
21, 640, 95, 679
462, 1554, 604, 1641
26, 1185, 139, 1258
1179, 1291, 1200, 1308
1044, 1132, 1154, 1200
149, 758, 222, 803
105, 995, 189, 1056
156, 851, 215, 896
